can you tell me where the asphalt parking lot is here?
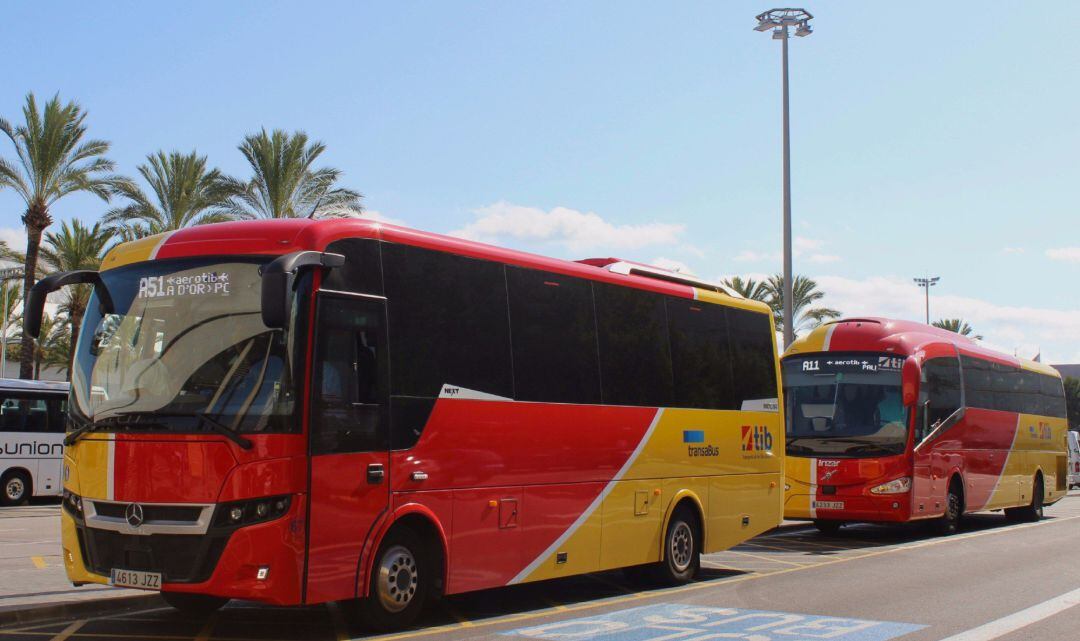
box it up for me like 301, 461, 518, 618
3, 496, 1080, 641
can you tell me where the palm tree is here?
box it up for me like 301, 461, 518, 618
932, 318, 983, 341
765, 274, 841, 337
220, 129, 362, 219
0, 93, 121, 379
104, 150, 238, 239
722, 276, 771, 302
7, 312, 68, 379
36, 220, 113, 375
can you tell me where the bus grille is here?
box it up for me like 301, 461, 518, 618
80, 527, 230, 583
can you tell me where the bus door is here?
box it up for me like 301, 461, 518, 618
305, 293, 390, 603
912, 355, 963, 517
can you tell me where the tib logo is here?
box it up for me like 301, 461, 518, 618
741, 425, 773, 452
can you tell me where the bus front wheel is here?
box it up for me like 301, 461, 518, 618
936, 483, 962, 536
161, 592, 229, 615
1, 471, 30, 506
359, 527, 430, 631
813, 520, 842, 535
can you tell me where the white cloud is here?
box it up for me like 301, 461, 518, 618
1046, 247, 1080, 263
649, 257, 696, 275
815, 275, 1080, 364
731, 236, 841, 265
360, 210, 407, 226
1001, 247, 1025, 255
450, 201, 684, 251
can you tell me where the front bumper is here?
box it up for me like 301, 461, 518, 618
784, 491, 912, 523
62, 495, 307, 605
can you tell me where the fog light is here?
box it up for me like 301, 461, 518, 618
229, 506, 244, 522
892, 502, 899, 509
256, 566, 270, 580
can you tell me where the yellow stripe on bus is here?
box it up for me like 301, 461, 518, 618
100, 232, 173, 271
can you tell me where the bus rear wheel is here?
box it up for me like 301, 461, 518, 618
359, 527, 430, 631
656, 506, 701, 585
1, 471, 30, 506
161, 592, 229, 615
1006, 475, 1044, 523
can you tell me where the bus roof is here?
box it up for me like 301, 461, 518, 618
783, 317, 1059, 378
98, 218, 770, 315
0, 378, 70, 394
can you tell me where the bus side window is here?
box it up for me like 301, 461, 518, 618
311, 296, 388, 455
47, 397, 68, 433
922, 357, 961, 433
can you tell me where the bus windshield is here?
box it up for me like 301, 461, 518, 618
70, 256, 300, 434
783, 353, 908, 458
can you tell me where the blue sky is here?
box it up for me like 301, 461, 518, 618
1, 1, 1077, 361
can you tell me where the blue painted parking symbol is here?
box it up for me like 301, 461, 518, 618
503, 603, 925, 641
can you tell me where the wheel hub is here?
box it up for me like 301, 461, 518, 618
5, 478, 23, 501
377, 545, 418, 613
670, 522, 693, 571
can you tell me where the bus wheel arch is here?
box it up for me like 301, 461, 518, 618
660, 492, 706, 562
361, 507, 449, 601
1, 468, 32, 506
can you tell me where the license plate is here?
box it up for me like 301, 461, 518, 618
110, 569, 161, 590
813, 501, 844, 510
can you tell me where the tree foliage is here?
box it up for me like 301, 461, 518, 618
1065, 377, 1080, 431
0, 93, 120, 378
933, 318, 983, 341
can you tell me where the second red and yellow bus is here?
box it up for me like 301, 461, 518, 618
782, 317, 1069, 535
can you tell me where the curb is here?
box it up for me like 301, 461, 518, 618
0, 594, 163, 628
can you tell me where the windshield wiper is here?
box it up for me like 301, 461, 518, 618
64, 415, 99, 447
197, 412, 253, 450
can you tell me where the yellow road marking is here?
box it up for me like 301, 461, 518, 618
368, 513, 1080, 641
48, 620, 85, 641
194, 611, 219, 641
328, 601, 350, 641
31, 556, 47, 569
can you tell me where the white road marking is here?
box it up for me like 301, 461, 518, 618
937, 586, 1080, 641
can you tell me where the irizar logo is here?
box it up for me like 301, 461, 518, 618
741, 425, 773, 454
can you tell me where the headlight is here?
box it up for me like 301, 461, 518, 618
213, 495, 292, 528
62, 489, 84, 517
869, 477, 911, 495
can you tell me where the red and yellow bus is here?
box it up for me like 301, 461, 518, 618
782, 317, 1069, 535
29, 219, 783, 628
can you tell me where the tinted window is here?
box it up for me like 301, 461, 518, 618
322, 238, 384, 296
961, 356, 994, 410
0, 394, 64, 433
383, 243, 514, 400
991, 363, 1022, 413
1041, 375, 1067, 419
923, 357, 962, 427
310, 296, 388, 455
506, 267, 601, 404
727, 308, 779, 410
594, 283, 673, 407
666, 299, 735, 410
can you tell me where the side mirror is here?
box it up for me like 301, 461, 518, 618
26, 270, 114, 339
901, 357, 920, 407
259, 251, 345, 328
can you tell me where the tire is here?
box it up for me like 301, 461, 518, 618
936, 483, 962, 536
358, 527, 430, 631
1, 471, 31, 506
160, 592, 229, 614
1006, 475, 1044, 523
656, 507, 701, 585
813, 520, 842, 535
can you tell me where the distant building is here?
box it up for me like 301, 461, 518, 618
1053, 364, 1080, 379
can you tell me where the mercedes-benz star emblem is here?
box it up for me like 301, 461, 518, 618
125, 503, 145, 528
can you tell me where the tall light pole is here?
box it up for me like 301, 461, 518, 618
755, 8, 813, 348
913, 276, 940, 324
0, 267, 25, 379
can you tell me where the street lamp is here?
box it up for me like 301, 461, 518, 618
913, 276, 940, 325
0, 267, 25, 378
754, 8, 813, 348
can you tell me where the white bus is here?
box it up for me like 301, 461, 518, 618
0, 379, 69, 506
